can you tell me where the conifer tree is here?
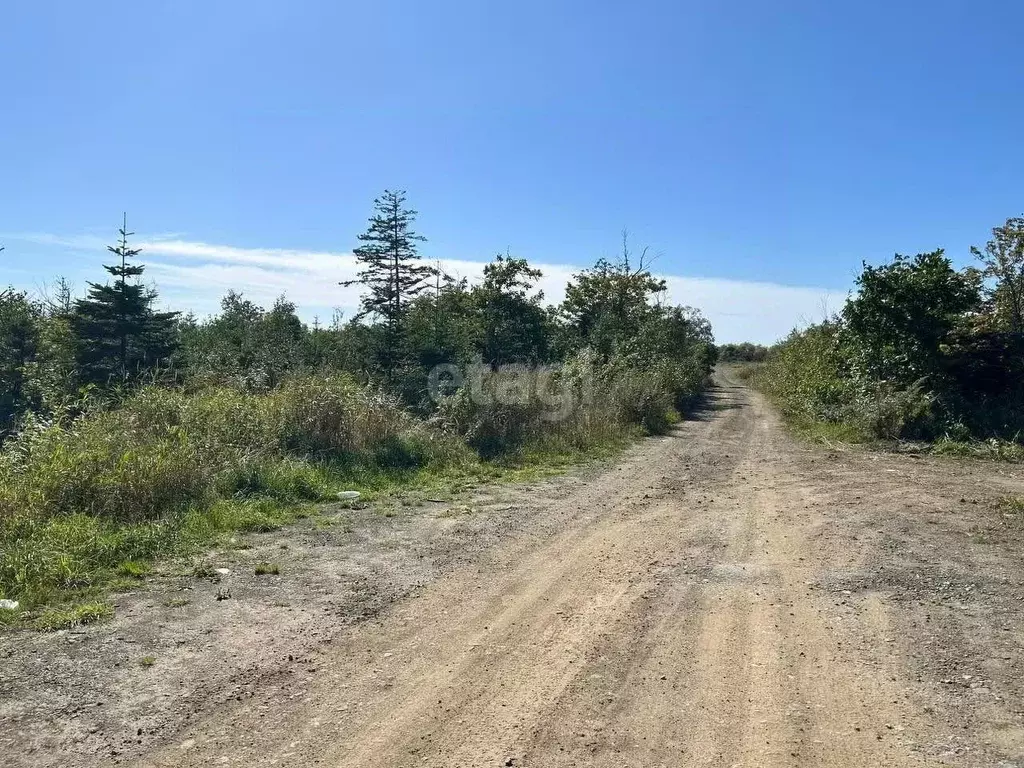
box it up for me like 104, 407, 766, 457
73, 214, 179, 385
345, 190, 436, 372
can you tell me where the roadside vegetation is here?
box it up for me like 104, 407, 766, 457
0, 192, 715, 626
750, 216, 1024, 460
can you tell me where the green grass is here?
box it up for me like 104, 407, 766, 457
755, 378, 1024, 463
787, 416, 872, 446
0, 454, 575, 629
139, 655, 157, 667
929, 437, 1024, 463
116, 560, 151, 579
253, 561, 280, 576
0, 434, 646, 632
190, 559, 218, 579
31, 602, 113, 631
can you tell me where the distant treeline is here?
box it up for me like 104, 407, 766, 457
717, 342, 769, 363
0, 191, 717, 442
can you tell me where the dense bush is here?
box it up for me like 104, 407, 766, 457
0, 373, 466, 527
717, 342, 769, 363
754, 238, 1024, 444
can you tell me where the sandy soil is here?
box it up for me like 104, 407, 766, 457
3, 370, 1024, 767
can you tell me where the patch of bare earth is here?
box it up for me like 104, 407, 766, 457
3, 371, 1024, 767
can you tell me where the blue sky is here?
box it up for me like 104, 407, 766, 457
2, 1, 1022, 342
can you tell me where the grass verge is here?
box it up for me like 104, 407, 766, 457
0, 428, 642, 630
742, 364, 1024, 462
0, 366, 700, 630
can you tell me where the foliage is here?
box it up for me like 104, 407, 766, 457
0, 373, 473, 611
559, 242, 667, 361
0, 290, 39, 437
344, 190, 436, 373
0, 194, 720, 622
717, 342, 768, 363
750, 321, 853, 423
177, 293, 306, 391
31, 602, 113, 631
436, 345, 710, 459
971, 216, 1024, 333
755, 238, 1024, 446
475, 253, 551, 366
842, 250, 981, 387
72, 216, 179, 386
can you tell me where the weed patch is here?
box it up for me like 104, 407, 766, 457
32, 602, 113, 631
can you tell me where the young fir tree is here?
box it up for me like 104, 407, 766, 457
344, 190, 436, 373
73, 214, 179, 385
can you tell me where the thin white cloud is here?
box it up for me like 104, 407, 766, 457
2, 232, 109, 251
6, 233, 848, 343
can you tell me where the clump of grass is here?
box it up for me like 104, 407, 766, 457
191, 560, 217, 579
32, 602, 113, 631
999, 496, 1024, 524
253, 562, 280, 576
0, 374, 472, 617
216, 459, 336, 503
163, 597, 190, 608
139, 655, 156, 667
931, 438, 1024, 463
434, 351, 698, 460
117, 560, 151, 579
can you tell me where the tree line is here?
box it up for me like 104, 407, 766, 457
0, 190, 716, 439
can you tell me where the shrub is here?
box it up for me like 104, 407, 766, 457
0, 412, 210, 524
271, 375, 400, 456
845, 379, 935, 440
751, 322, 854, 426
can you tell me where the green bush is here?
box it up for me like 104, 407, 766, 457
751, 322, 855, 426
846, 379, 935, 440
754, 322, 963, 442
436, 376, 549, 458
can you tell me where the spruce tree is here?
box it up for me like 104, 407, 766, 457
345, 190, 435, 373
73, 214, 179, 385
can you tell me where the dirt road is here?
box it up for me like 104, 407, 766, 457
5, 372, 1024, 767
